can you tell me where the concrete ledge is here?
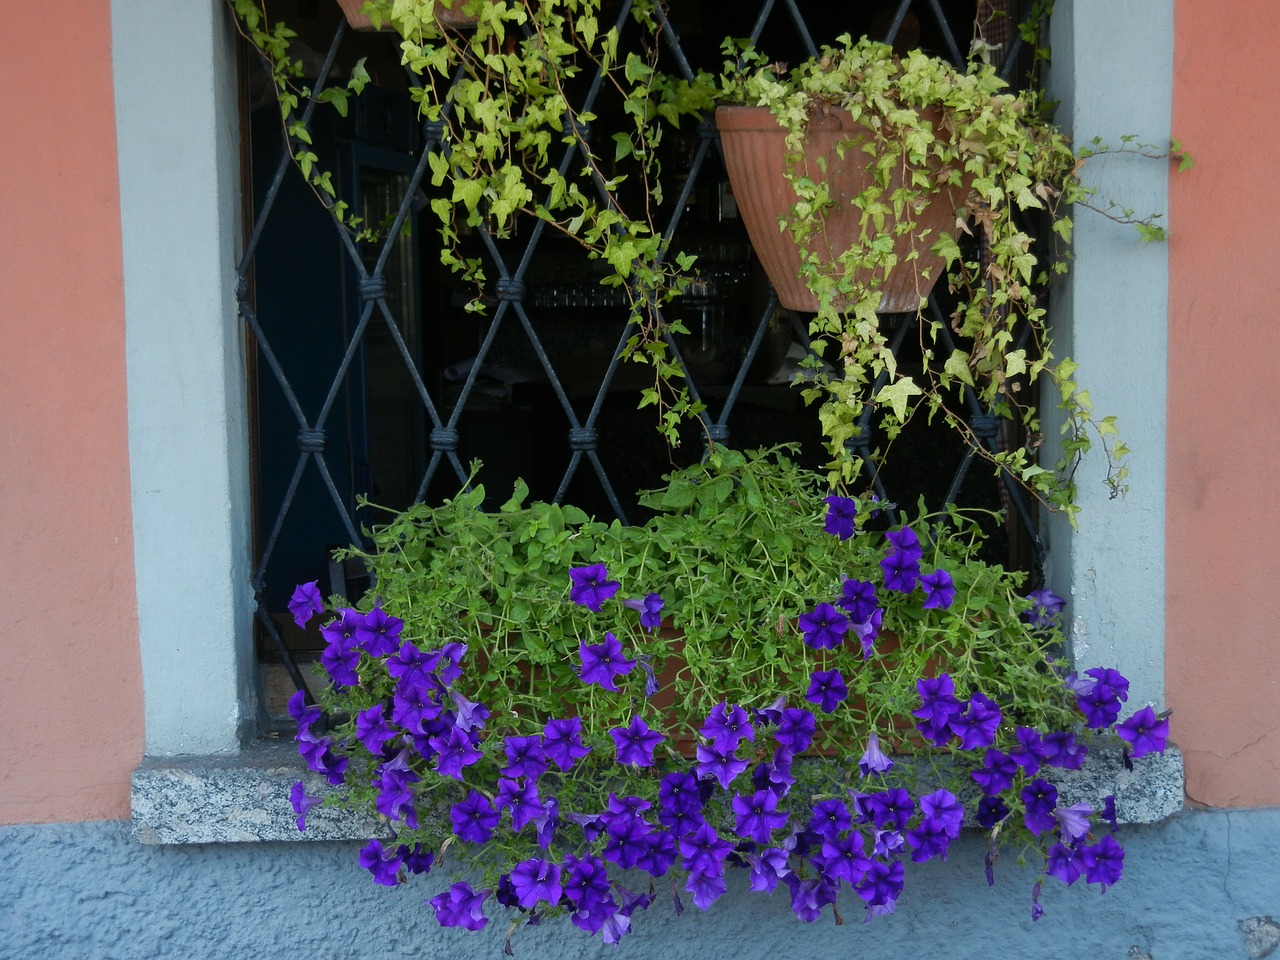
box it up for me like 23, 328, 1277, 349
131, 739, 388, 844
132, 739, 1183, 845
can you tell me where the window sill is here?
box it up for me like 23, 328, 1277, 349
130, 740, 1185, 845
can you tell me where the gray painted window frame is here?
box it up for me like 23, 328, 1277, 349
113, 0, 1170, 760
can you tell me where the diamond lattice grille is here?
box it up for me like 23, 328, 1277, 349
235, 0, 1041, 700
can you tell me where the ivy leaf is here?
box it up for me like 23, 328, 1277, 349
875, 376, 924, 421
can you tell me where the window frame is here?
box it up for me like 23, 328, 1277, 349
114, 0, 1170, 759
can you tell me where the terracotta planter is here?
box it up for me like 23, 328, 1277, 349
336, 0, 477, 31
715, 105, 969, 314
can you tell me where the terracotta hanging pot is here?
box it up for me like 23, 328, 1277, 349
716, 104, 968, 314
336, 0, 477, 31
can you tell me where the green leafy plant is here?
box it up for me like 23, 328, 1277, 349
287, 447, 1170, 943
229, 0, 1173, 518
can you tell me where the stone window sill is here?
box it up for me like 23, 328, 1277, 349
131, 740, 1185, 845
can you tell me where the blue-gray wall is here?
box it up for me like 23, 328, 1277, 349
4, 810, 1278, 959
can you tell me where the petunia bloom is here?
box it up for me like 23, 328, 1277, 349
1025, 587, 1065, 628
543, 716, 591, 770
799, 602, 850, 650
1080, 834, 1125, 890
508, 858, 563, 909
880, 550, 921, 594
622, 592, 664, 630
610, 716, 664, 767
288, 581, 324, 628
919, 568, 956, 610
822, 495, 858, 540
578, 632, 636, 691
1116, 705, 1170, 758
569, 564, 620, 611
805, 669, 848, 714
452, 790, 500, 844
289, 780, 323, 831
700, 702, 755, 752
858, 731, 894, 777
429, 882, 490, 931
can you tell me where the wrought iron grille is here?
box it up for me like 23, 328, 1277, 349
235, 0, 1043, 709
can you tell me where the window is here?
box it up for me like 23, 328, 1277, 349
113, 0, 1169, 758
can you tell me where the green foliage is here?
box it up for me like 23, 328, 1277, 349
705, 35, 1143, 514
318, 447, 1081, 865
228, 1, 1176, 514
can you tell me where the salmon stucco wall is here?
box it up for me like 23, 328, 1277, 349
0, 1, 144, 822
1167, 0, 1280, 806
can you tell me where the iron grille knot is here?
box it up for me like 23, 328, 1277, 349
705, 424, 730, 444
494, 278, 526, 301
296, 429, 326, 452
430, 428, 460, 451
568, 427, 598, 451
562, 115, 591, 142
359, 277, 388, 301
971, 414, 999, 440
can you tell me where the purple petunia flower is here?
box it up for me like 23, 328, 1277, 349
355, 602, 403, 656
452, 790, 501, 844
886, 527, 924, 559
912, 674, 962, 746
799, 602, 849, 650
732, 789, 789, 844
1025, 587, 1065, 628
784, 873, 839, 923
971, 748, 1019, 796
1010, 726, 1054, 775
1116, 705, 1170, 758
1053, 801, 1094, 843
578, 632, 636, 691
776, 707, 817, 753
919, 789, 964, 838
1041, 730, 1089, 770
837, 578, 879, 622
850, 608, 883, 659
1073, 667, 1131, 729
1080, 834, 1125, 890
288, 581, 324, 628
496, 777, 546, 833
808, 798, 853, 839
320, 630, 361, 689
805, 669, 848, 714
429, 725, 483, 780
976, 796, 1010, 829
569, 564, 620, 611
679, 822, 733, 876
858, 731, 894, 777
700, 702, 755, 752
695, 742, 749, 790
1045, 842, 1083, 885
919, 568, 956, 610
1021, 778, 1060, 837
880, 551, 921, 594
622, 592, 664, 630
855, 858, 905, 909
684, 869, 728, 911
508, 858, 563, 909
859, 787, 916, 831
818, 831, 871, 885
822, 495, 858, 540
611, 716, 664, 767
543, 716, 591, 770
358, 838, 403, 886
429, 882, 489, 931
502, 735, 548, 780
355, 704, 397, 755
748, 846, 792, 893
949, 692, 1002, 750
289, 780, 323, 831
